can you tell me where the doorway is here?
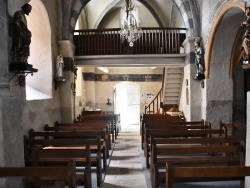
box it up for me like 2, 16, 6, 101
114, 82, 140, 131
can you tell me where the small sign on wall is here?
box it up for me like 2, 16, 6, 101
146, 93, 155, 99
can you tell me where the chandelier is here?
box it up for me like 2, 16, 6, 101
120, 0, 142, 47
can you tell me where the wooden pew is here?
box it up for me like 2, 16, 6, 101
143, 121, 210, 158
32, 127, 108, 171
145, 126, 224, 168
46, 122, 111, 158
53, 120, 112, 150
219, 121, 246, 140
102, 111, 121, 133
0, 161, 79, 188
165, 165, 250, 188
30, 140, 93, 187
151, 137, 244, 188
76, 114, 118, 143
27, 131, 103, 187
140, 114, 185, 149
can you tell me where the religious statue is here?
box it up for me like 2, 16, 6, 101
193, 38, 205, 80
11, 3, 32, 63
241, 5, 250, 63
56, 54, 64, 78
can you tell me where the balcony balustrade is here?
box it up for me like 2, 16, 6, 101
74, 27, 187, 56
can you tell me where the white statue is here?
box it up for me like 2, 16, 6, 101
193, 38, 205, 80
56, 53, 64, 78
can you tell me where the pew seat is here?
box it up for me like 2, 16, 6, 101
0, 161, 82, 188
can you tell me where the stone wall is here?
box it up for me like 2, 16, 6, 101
81, 67, 163, 114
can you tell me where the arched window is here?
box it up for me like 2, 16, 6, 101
26, 0, 52, 100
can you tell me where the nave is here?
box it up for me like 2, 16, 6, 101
97, 123, 241, 188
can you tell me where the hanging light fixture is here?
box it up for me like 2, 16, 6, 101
120, 0, 142, 47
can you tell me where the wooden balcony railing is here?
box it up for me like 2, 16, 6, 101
74, 27, 187, 56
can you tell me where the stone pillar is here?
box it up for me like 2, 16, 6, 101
58, 40, 75, 122
182, 36, 201, 121
246, 92, 250, 187
0, 1, 24, 187
84, 68, 96, 109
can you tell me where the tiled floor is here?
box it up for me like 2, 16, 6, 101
102, 124, 148, 188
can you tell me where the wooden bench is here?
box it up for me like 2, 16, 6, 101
0, 161, 80, 188
30, 140, 93, 187
76, 114, 118, 142
53, 121, 112, 150
145, 126, 225, 168
45, 122, 111, 158
26, 131, 103, 187
219, 121, 246, 140
151, 137, 245, 188
141, 114, 186, 148
143, 121, 210, 158
166, 165, 250, 188
32, 128, 108, 171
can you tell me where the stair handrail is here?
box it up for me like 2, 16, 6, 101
144, 68, 165, 114
144, 88, 163, 114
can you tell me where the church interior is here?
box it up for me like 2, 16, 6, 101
1, 0, 250, 187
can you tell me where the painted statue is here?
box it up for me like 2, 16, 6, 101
56, 54, 64, 78
241, 6, 250, 63
11, 3, 32, 63
193, 38, 205, 80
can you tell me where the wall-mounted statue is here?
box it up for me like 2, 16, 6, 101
11, 3, 32, 63
56, 53, 65, 78
241, 6, 250, 63
193, 38, 205, 80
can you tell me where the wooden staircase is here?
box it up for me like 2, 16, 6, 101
144, 67, 183, 114
162, 67, 183, 105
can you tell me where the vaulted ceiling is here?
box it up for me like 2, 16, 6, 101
76, 0, 184, 30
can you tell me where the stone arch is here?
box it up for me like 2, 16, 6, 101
93, 0, 163, 29
204, 2, 246, 127
205, 1, 244, 78
26, 0, 52, 100
173, 0, 199, 36
67, 0, 90, 41
65, 0, 199, 41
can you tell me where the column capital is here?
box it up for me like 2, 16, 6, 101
58, 40, 75, 58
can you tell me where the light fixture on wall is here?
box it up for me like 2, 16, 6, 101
120, 0, 142, 47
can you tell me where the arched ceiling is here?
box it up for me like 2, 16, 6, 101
77, 0, 184, 29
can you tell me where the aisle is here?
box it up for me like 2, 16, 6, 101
101, 124, 149, 188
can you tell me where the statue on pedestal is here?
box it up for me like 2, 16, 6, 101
56, 54, 65, 78
193, 38, 205, 80
241, 5, 250, 64
11, 3, 32, 63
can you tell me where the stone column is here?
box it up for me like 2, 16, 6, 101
182, 36, 201, 121
58, 40, 75, 122
246, 92, 250, 187
84, 67, 96, 109
0, 1, 24, 187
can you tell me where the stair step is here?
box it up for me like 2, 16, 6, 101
166, 68, 183, 74
166, 79, 182, 84
165, 83, 181, 87
166, 74, 183, 79
165, 96, 179, 100
165, 93, 179, 97
165, 88, 180, 92
165, 100, 179, 104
